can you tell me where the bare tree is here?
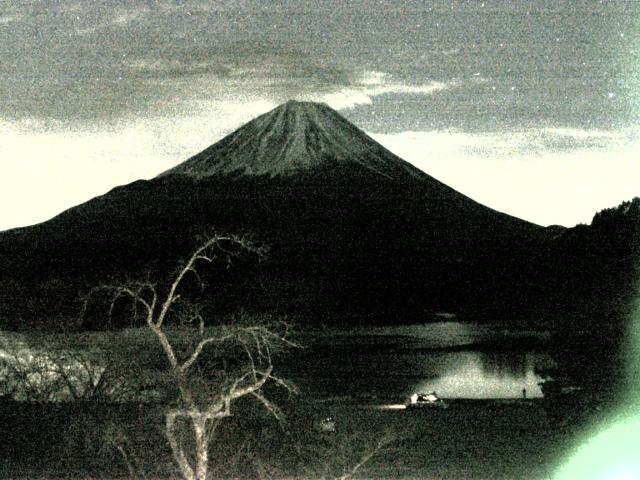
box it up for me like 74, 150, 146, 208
297, 430, 395, 480
83, 235, 297, 480
0, 343, 138, 402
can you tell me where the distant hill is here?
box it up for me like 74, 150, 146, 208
540, 197, 640, 409
0, 102, 634, 331
547, 197, 639, 326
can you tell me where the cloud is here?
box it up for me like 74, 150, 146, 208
0, 15, 18, 25
74, 8, 144, 35
542, 128, 626, 141
126, 46, 355, 86
125, 58, 454, 119
371, 128, 640, 227
375, 127, 634, 160
307, 71, 457, 110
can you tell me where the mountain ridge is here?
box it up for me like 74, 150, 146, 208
159, 100, 428, 180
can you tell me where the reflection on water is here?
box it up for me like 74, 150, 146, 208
481, 351, 529, 378
413, 351, 546, 399
293, 323, 550, 400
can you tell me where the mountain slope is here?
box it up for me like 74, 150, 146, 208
0, 101, 547, 329
160, 100, 427, 180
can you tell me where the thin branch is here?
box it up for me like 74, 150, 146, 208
78, 234, 288, 480
226, 366, 273, 403
337, 434, 394, 480
179, 334, 235, 374
155, 235, 241, 328
251, 390, 284, 422
267, 373, 298, 395
115, 445, 137, 480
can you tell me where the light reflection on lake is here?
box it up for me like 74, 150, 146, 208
292, 322, 551, 400
412, 351, 545, 399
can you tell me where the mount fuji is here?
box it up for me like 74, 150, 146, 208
0, 101, 549, 328
161, 100, 426, 180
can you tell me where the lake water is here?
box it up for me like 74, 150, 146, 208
286, 322, 551, 400
0, 322, 552, 402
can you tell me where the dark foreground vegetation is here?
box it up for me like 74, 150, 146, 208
0, 396, 576, 480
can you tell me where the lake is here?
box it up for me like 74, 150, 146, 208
285, 322, 552, 400
0, 322, 552, 402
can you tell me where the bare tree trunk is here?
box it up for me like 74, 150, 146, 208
193, 415, 209, 480
167, 413, 195, 480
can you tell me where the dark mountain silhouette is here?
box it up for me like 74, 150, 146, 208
0, 101, 632, 332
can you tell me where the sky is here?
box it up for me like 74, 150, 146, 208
1, 0, 639, 230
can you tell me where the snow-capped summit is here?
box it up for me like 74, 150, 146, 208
160, 100, 424, 179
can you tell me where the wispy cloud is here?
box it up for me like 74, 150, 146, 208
73, 6, 147, 35
0, 0, 24, 24
306, 71, 457, 110
0, 15, 17, 25
126, 58, 455, 118
428, 128, 633, 157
